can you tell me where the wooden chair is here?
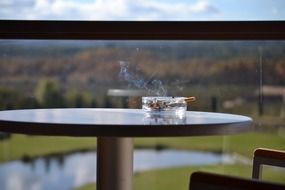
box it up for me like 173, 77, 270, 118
252, 148, 285, 179
189, 171, 285, 190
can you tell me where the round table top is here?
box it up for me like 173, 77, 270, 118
0, 108, 253, 137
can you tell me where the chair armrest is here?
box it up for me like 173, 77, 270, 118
254, 148, 285, 161
252, 148, 285, 179
190, 171, 285, 190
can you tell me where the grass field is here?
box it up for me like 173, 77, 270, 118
1, 130, 284, 162
76, 164, 285, 190
0, 125, 285, 190
0, 135, 96, 162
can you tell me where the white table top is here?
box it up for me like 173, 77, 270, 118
0, 108, 253, 137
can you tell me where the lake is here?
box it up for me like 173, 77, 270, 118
0, 149, 234, 190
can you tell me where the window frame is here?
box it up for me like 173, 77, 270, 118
0, 20, 285, 40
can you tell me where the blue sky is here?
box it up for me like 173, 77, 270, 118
0, 0, 284, 20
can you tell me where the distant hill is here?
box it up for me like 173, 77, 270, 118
0, 40, 284, 95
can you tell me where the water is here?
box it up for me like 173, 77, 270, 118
0, 149, 233, 190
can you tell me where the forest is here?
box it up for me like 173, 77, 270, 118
0, 40, 284, 114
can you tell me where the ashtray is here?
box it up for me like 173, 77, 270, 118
143, 112, 186, 125
142, 96, 195, 115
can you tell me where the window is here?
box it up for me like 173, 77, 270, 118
0, 19, 285, 190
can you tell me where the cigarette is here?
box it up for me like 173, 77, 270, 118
184, 97, 196, 103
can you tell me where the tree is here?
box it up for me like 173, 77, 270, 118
0, 88, 19, 110
35, 79, 64, 108
65, 89, 94, 108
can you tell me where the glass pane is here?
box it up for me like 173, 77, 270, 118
1, 0, 285, 21
0, 40, 284, 190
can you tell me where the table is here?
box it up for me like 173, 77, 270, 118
0, 108, 253, 190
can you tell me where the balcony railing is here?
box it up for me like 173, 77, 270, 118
0, 20, 285, 40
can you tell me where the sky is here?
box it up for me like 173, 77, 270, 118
0, 0, 284, 20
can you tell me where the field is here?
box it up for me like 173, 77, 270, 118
77, 164, 285, 190
1, 127, 285, 189
1, 129, 285, 163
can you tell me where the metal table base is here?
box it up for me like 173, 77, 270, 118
97, 137, 133, 190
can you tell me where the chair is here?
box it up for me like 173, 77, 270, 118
252, 148, 285, 179
189, 171, 285, 190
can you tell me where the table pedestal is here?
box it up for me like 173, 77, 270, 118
97, 137, 133, 190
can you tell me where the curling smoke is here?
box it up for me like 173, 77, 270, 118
119, 60, 167, 96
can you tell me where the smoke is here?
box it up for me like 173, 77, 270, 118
119, 61, 146, 89
119, 60, 167, 96
147, 79, 167, 96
